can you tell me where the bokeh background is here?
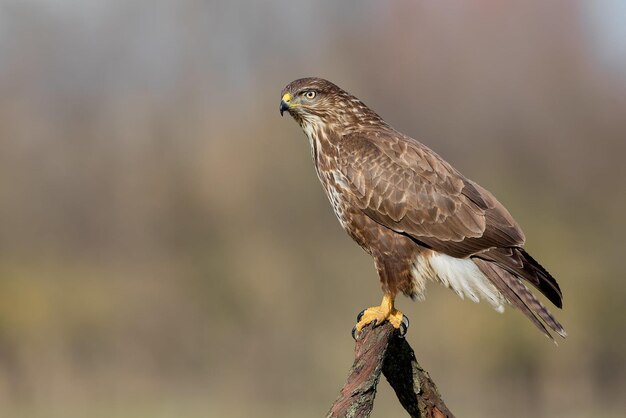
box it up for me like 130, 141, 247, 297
0, 1, 625, 417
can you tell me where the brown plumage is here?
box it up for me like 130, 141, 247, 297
280, 77, 565, 340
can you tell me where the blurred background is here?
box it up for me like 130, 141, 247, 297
0, 1, 624, 417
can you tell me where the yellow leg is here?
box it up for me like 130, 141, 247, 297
355, 293, 405, 332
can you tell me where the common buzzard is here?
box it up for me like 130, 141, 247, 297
280, 77, 565, 341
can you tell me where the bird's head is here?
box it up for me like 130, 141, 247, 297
279, 77, 343, 123
280, 77, 385, 132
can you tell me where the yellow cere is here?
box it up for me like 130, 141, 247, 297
282, 92, 303, 109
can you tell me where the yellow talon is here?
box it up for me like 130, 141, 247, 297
387, 309, 405, 329
355, 293, 404, 332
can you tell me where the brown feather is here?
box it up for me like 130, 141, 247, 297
476, 247, 563, 308
473, 259, 566, 340
337, 132, 524, 256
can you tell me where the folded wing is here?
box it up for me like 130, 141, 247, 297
337, 132, 564, 338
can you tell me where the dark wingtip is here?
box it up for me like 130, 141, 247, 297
519, 248, 563, 308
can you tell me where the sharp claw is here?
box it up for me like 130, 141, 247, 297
356, 310, 365, 322
399, 315, 409, 337
351, 326, 358, 340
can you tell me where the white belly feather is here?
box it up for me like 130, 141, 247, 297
412, 252, 506, 312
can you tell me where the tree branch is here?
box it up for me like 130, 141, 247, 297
326, 322, 454, 418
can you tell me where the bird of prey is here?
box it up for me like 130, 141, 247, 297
279, 77, 566, 340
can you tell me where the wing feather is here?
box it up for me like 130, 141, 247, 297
337, 132, 524, 257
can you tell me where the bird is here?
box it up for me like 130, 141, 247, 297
279, 77, 565, 341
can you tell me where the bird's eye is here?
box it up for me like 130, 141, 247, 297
305, 90, 316, 99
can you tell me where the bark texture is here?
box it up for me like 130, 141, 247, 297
326, 322, 454, 418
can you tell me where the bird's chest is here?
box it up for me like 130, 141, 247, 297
304, 125, 353, 229
319, 167, 352, 227
317, 166, 388, 254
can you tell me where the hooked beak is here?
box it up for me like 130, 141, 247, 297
279, 93, 292, 116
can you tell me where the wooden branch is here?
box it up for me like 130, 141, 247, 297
326, 322, 454, 418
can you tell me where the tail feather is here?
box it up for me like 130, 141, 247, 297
519, 248, 563, 308
473, 258, 566, 340
478, 247, 563, 308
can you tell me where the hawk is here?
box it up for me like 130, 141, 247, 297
280, 77, 565, 341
